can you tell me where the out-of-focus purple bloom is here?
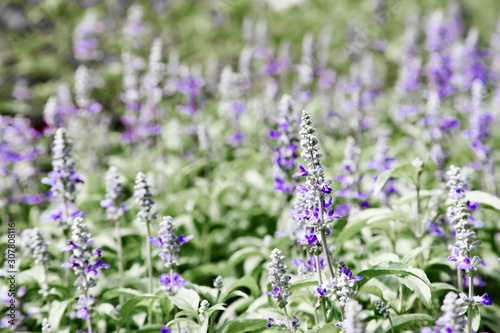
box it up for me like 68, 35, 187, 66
123, 4, 146, 49
73, 11, 102, 61
337, 137, 367, 210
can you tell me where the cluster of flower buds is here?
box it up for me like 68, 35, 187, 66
134, 172, 157, 225
374, 300, 391, 318
267, 249, 292, 308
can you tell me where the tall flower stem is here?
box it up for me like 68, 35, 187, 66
468, 275, 473, 333
457, 268, 464, 291
63, 229, 71, 288
170, 267, 175, 297
82, 278, 93, 333
315, 255, 328, 322
146, 222, 153, 294
282, 305, 292, 330
318, 198, 335, 280
115, 220, 124, 306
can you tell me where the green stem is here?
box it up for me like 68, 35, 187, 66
209, 288, 221, 333
468, 275, 473, 333
115, 220, 124, 306
316, 255, 328, 323
318, 197, 336, 280
457, 268, 463, 291
282, 305, 292, 331
146, 222, 153, 294
82, 274, 93, 333
388, 317, 395, 333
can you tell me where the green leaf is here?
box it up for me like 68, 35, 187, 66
221, 276, 260, 302
431, 282, 461, 294
120, 294, 159, 317
217, 319, 269, 333
402, 247, 428, 265
374, 169, 395, 195
94, 303, 118, 320
465, 191, 500, 211
395, 190, 442, 206
373, 162, 415, 195
137, 325, 164, 332
168, 288, 200, 312
289, 274, 321, 293
103, 287, 142, 300
470, 307, 481, 332
227, 247, 265, 270
175, 310, 199, 318
378, 314, 434, 333
206, 303, 226, 316
333, 208, 394, 256
316, 323, 340, 332
395, 275, 432, 308
357, 261, 431, 289
166, 317, 198, 327
48, 299, 69, 331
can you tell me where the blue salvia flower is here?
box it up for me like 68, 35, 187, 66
294, 110, 333, 209
74, 65, 102, 114
41, 128, 84, 230
294, 33, 314, 102
446, 166, 482, 273
101, 166, 126, 222
101, 166, 126, 303
122, 4, 146, 50
73, 11, 102, 62
337, 137, 368, 212
424, 90, 458, 179
134, 172, 156, 225
134, 172, 157, 293
325, 263, 363, 309
294, 110, 338, 279
450, 28, 487, 92
267, 249, 301, 332
21, 228, 51, 297
421, 292, 467, 333
368, 136, 397, 200
0, 115, 42, 205
149, 216, 193, 270
337, 299, 367, 333
61, 216, 109, 331
218, 65, 248, 146
464, 80, 494, 175
270, 94, 299, 194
